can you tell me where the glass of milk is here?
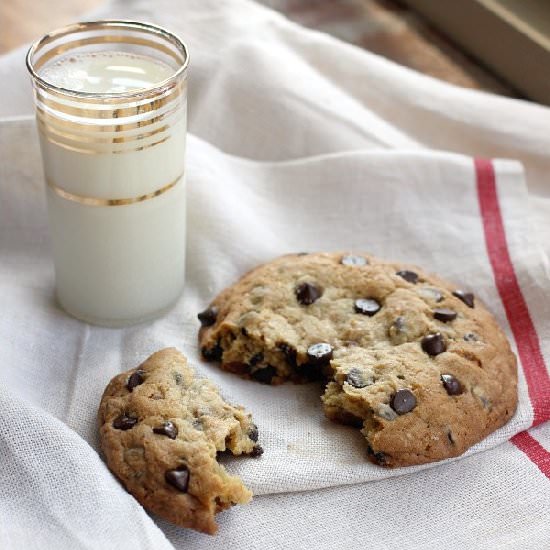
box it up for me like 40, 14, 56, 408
26, 21, 189, 326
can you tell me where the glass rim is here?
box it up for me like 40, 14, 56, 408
25, 19, 189, 100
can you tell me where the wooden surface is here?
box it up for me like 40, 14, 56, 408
401, 0, 547, 103
0, 0, 515, 97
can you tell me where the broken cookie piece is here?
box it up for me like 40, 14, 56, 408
322, 344, 513, 467
98, 348, 261, 534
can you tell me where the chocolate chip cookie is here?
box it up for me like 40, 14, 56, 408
98, 348, 262, 534
198, 252, 517, 467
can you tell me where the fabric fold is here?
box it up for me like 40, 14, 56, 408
0, 387, 174, 550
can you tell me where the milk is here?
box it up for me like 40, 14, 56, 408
40, 52, 175, 94
35, 51, 187, 326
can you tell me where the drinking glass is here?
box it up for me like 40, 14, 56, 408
26, 21, 189, 326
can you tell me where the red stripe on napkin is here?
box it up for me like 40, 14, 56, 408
510, 431, 550, 479
475, 158, 550, 426
475, 158, 550, 475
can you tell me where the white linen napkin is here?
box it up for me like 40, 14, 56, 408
1, 0, 549, 548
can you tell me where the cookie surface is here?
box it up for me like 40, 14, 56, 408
98, 348, 262, 534
198, 252, 517, 467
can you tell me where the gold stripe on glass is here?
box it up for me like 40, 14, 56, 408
38, 126, 172, 155
34, 78, 185, 115
36, 108, 182, 137
37, 117, 171, 144
46, 174, 183, 206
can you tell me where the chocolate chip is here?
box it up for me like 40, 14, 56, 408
447, 431, 455, 445
192, 419, 203, 431
421, 333, 446, 356
441, 374, 464, 396
389, 316, 410, 345
307, 342, 333, 366
453, 290, 475, 308
366, 444, 387, 465
250, 445, 264, 457
113, 414, 138, 430
224, 362, 251, 375
463, 332, 478, 342
295, 282, 322, 305
127, 370, 145, 392
298, 362, 324, 382
390, 389, 417, 414
338, 411, 364, 428
248, 424, 259, 442
354, 298, 381, 316
201, 342, 223, 362
393, 316, 406, 332
251, 366, 277, 384
296, 252, 309, 256
372, 451, 387, 465
165, 466, 189, 492
341, 255, 368, 266
396, 270, 418, 284
153, 421, 178, 439
433, 308, 457, 323
198, 306, 218, 327
277, 342, 297, 368
249, 353, 264, 366
346, 368, 368, 388
241, 327, 248, 337
173, 372, 183, 385
419, 287, 443, 302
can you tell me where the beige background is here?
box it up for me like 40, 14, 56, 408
0, 0, 102, 53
